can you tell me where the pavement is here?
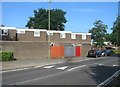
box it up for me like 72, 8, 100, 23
1, 57, 90, 71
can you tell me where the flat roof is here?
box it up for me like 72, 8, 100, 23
0, 27, 16, 29
0, 27, 91, 35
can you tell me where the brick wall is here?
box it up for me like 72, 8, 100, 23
50, 33, 91, 44
1, 41, 49, 59
7, 29, 91, 44
1, 29, 92, 59
0, 29, 17, 41
82, 35, 91, 43
1, 41, 91, 59
71, 34, 82, 44
81, 43, 91, 57
50, 33, 72, 43
17, 31, 47, 42
8, 29, 17, 41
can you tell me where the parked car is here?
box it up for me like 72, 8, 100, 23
101, 49, 113, 56
87, 50, 102, 58
101, 50, 107, 57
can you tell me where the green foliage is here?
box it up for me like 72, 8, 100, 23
89, 20, 108, 47
112, 50, 120, 54
26, 8, 67, 31
110, 16, 120, 46
105, 33, 111, 42
0, 51, 14, 61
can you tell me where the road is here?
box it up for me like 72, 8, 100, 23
2, 56, 120, 86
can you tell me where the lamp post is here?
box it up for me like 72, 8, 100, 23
48, 0, 52, 59
48, 0, 52, 31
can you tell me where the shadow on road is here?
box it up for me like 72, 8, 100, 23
84, 65, 120, 86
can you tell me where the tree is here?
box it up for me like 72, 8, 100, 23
0, 25, 4, 27
25, 8, 67, 31
89, 20, 108, 47
105, 33, 111, 42
110, 16, 120, 46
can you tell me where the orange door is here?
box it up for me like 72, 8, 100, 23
50, 46, 64, 59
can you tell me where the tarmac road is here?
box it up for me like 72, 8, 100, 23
2, 56, 120, 86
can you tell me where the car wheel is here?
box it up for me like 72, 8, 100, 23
104, 54, 107, 57
101, 53, 104, 57
95, 55, 98, 58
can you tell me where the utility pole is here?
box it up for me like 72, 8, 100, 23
48, 0, 52, 58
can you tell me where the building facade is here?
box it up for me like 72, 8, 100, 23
0, 27, 92, 59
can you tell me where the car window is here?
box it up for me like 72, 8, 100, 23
89, 50, 94, 52
96, 50, 99, 53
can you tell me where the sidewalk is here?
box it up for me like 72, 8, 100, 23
2, 57, 89, 71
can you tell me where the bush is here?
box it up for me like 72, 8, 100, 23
0, 51, 14, 61
112, 50, 120, 54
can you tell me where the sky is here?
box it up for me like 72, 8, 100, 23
2, 2, 118, 33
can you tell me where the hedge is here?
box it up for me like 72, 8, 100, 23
112, 50, 120, 54
0, 51, 14, 61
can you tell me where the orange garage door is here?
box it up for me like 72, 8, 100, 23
50, 46, 64, 59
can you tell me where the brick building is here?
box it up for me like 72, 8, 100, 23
0, 27, 91, 59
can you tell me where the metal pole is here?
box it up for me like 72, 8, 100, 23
48, 0, 51, 59
48, 1, 51, 31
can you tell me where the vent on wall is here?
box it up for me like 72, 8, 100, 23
71, 34, 76, 39
82, 34, 86, 40
60, 33, 66, 38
